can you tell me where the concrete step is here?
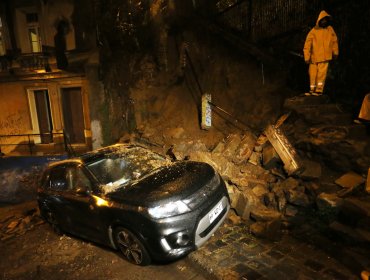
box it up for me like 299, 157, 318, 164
308, 124, 368, 140
329, 221, 370, 245
284, 95, 330, 108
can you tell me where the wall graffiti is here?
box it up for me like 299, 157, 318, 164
0, 110, 28, 135
0, 110, 29, 154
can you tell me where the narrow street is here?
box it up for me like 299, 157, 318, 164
1, 199, 369, 280
0, 202, 207, 280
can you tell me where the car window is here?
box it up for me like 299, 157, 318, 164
48, 167, 67, 191
85, 147, 171, 193
66, 167, 92, 192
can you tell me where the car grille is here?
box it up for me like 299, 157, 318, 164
183, 173, 220, 209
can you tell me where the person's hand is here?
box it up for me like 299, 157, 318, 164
305, 60, 310, 64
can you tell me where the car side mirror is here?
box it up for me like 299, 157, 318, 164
75, 186, 90, 196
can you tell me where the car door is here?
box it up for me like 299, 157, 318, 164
61, 164, 106, 242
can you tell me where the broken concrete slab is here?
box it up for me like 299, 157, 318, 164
248, 151, 262, 166
250, 219, 282, 240
262, 143, 281, 170
265, 125, 303, 175
211, 141, 225, 154
316, 193, 343, 211
233, 132, 256, 165
240, 162, 267, 177
251, 184, 269, 198
232, 189, 260, 220
299, 159, 322, 180
335, 172, 366, 189
250, 207, 282, 222
222, 134, 242, 159
285, 189, 310, 207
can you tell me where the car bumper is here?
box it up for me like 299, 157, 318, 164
144, 194, 230, 261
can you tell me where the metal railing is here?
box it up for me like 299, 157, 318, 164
214, 0, 322, 42
0, 52, 51, 72
0, 131, 75, 156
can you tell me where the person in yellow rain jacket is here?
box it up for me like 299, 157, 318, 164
354, 93, 370, 124
303, 10, 339, 96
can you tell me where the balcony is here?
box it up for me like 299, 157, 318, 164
0, 50, 94, 80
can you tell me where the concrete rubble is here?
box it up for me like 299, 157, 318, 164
131, 95, 370, 245
0, 202, 44, 241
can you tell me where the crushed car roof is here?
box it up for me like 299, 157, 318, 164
48, 143, 139, 168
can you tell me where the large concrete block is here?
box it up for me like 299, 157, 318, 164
316, 193, 343, 211
299, 159, 322, 180
265, 125, 303, 175
335, 172, 366, 189
233, 132, 256, 165
223, 134, 242, 159
262, 143, 281, 169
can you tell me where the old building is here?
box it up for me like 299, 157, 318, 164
0, 0, 102, 156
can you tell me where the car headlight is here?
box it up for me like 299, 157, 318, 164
148, 201, 190, 219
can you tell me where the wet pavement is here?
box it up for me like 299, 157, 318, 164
1, 201, 370, 280
189, 211, 370, 280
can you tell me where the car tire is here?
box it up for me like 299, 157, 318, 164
45, 211, 62, 235
114, 227, 151, 266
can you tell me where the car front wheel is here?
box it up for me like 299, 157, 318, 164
114, 227, 151, 266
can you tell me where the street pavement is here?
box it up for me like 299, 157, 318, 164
189, 210, 370, 280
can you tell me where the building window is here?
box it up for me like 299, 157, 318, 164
26, 13, 42, 53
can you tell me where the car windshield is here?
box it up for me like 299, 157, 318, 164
86, 147, 170, 193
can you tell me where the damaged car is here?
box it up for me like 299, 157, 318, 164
37, 144, 230, 265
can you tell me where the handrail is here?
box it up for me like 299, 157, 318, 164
0, 131, 73, 156
182, 43, 253, 132
0, 132, 62, 137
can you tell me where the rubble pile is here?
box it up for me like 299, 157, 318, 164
135, 126, 316, 240
0, 207, 44, 242
129, 94, 370, 242
0, 166, 43, 203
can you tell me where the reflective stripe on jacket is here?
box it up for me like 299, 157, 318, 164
303, 10, 339, 63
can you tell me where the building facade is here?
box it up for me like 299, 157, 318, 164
0, 0, 100, 156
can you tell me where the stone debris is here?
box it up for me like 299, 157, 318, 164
262, 143, 281, 170
265, 124, 303, 175
250, 219, 282, 240
233, 132, 256, 165
300, 159, 322, 180
0, 207, 44, 241
335, 171, 366, 189
316, 192, 343, 211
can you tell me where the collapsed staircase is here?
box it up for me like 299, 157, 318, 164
282, 94, 370, 248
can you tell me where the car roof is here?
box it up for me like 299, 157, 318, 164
47, 143, 142, 169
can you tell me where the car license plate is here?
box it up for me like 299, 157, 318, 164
209, 202, 223, 224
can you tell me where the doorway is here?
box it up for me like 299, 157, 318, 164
28, 89, 53, 144
61, 87, 85, 144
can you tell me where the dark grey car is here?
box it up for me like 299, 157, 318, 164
37, 144, 230, 265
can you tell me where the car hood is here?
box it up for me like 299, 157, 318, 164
106, 161, 215, 207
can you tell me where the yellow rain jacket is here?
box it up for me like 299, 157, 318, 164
303, 10, 339, 63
